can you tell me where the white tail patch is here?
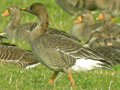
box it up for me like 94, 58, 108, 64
69, 58, 104, 73
0, 33, 7, 36
25, 62, 41, 69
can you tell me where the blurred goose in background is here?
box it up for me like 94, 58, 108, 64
2, 5, 81, 42
0, 33, 40, 68
56, 0, 97, 15
95, 10, 115, 32
70, 10, 101, 41
109, 25, 120, 39
84, 0, 97, 10
110, 45, 120, 50
84, 30, 111, 49
56, 0, 120, 17
94, 0, 114, 10
0, 46, 40, 69
56, 0, 82, 15
94, 0, 120, 17
105, 36, 120, 47
21, 3, 114, 88
1, 5, 37, 41
70, 10, 94, 40
85, 10, 116, 48
85, 36, 120, 49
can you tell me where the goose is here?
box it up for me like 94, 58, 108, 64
70, 10, 101, 41
70, 10, 93, 40
20, 3, 114, 88
84, 10, 116, 48
109, 25, 120, 39
56, 0, 83, 15
0, 34, 39, 69
0, 46, 40, 69
70, 10, 97, 40
95, 10, 114, 32
2, 5, 81, 42
1, 5, 37, 40
85, 30, 111, 49
95, 10, 120, 32
56, 0, 97, 15
94, 0, 120, 17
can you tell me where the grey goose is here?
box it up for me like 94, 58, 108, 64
94, 0, 120, 17
0, 46, 40, 69
70, 10, 101, 41
1, 5, 81, 42
21, 3, 114, 88
56, 0, 97, 15
1, 5, 37, 41
0, 35, 39, 68
70, 10, 94, 40
84, 10, 116, 48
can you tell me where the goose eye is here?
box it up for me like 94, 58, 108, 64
83, 14, 86, 16
10, 7, 13, 10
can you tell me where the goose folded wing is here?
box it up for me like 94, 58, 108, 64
48, 35, 112, 65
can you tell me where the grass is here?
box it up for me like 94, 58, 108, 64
0, 0, 120, 90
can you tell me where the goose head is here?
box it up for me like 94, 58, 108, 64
1, 5, 20, 16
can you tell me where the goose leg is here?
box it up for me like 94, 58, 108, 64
67, 73, 77, 88
48, 71, 59, 84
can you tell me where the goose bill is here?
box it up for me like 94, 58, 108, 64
1, 9, 9, 16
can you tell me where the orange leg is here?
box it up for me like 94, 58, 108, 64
67, 73, 77, 88
48, 72, 58, 84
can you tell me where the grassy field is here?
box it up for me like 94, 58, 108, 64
0, 0, 120, 90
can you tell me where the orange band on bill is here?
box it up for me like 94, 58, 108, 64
1, 9, 9, 16
74, 16, 82, 24
96, 14, 103, 20
20, 8, 26, 11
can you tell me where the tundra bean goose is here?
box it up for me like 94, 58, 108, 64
70, 10, 101, 41
95, 10, 119, 32
108, 25, 120, 39
21, 3, 113, 88
2, 5, 80, 42
85, 30, 111, 49
0, 35, 39, 68
56, 0, 97, 15
1, 5, 37, 40
70, 10, 93, 40
0, 46, 40, 68
85, 10, 115, 47
95, 0, 120, 17
95, 10, 114, 32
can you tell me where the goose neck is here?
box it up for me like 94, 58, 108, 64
29, 12, 49, 41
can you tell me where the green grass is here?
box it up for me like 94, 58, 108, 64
0, 0, 120, 90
